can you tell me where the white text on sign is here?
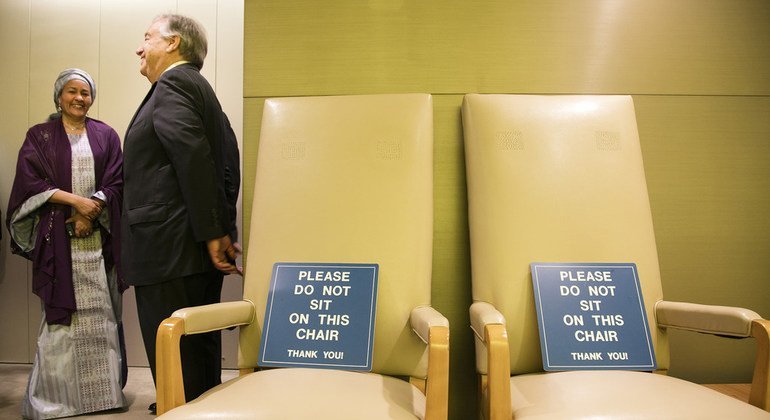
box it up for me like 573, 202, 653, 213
298, 270, 351, 282
560, 271, 613, 282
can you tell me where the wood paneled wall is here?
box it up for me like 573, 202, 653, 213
243, 1, 770, 418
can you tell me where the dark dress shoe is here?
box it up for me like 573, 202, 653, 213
148, 402, 157, 415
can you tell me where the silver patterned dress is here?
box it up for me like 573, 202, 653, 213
12, 132, 126, 419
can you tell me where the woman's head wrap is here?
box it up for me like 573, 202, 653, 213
53, 68, 96, 110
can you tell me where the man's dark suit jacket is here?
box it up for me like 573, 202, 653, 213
122, 63, 233, 285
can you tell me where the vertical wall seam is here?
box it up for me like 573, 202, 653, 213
25, 0, 33, 363
214, 0, 220, 92
95, 0, 102, 118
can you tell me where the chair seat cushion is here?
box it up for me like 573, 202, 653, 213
507, 370, 770, 419
158, 367, 426, 419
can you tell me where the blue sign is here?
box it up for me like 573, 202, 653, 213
530, 263, 656, 371
258, 262, 379, 371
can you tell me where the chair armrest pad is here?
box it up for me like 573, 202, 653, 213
470, 301, 506, 342
655, 300, 762, 337
171, 300, 256, 334
411, 306, 449, 344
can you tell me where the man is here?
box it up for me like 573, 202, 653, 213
122, 14, 240, 411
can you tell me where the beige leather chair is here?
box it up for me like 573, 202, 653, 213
462, 94, 770, 419
155, 94, 449, 419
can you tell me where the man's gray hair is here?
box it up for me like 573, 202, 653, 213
154, 14, 208, 69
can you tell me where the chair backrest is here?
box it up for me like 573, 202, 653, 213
462, 94, 669, 374
240, 94, 435, 377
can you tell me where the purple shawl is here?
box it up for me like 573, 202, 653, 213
5, 118, 125, 325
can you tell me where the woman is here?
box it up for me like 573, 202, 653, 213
6, 69, 127, 419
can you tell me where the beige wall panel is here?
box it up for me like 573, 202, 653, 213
215, 0, 245, 123
245, 0, 770, 98
99, 0, 176, 138
0, 0, 32, 363
179, 0, 218, 83
29, 1, 101, 122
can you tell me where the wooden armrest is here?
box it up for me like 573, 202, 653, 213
156, 300, 256, 415
469, 302, 511, 420
409, 306, 449, 420
750, 319, 770, 411
156, 317, 186, 416
484, 324, 511, 420
655, 300, 760, 337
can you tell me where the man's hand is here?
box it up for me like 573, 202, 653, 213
206, 235, 243, 275
230, 242, 243, 275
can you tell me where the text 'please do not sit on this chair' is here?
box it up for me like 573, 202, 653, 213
462, 94, 770, 419
155, 93, 449, 419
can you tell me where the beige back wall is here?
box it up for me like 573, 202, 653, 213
243, 1, 770, 418
0, 0, 244, 368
